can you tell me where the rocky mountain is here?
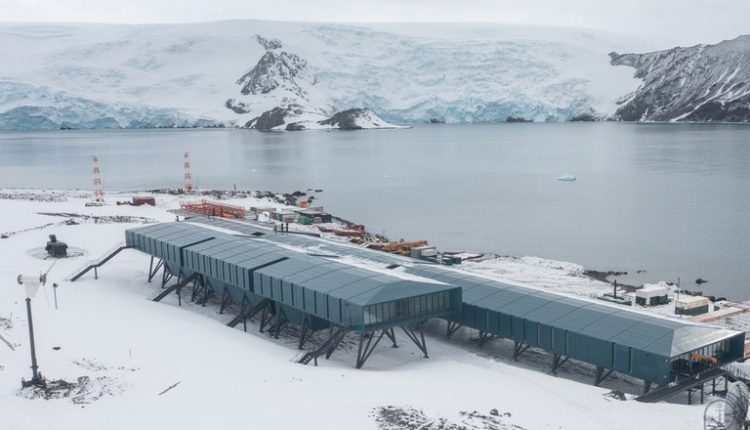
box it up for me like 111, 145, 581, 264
610, 35, 750, 122
228, 35, 401, 130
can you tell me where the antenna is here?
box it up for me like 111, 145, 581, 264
183, 151, 192, 193
92, 155, 104, 202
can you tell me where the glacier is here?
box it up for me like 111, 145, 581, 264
0, 21, 658, 129
0, 81, 218, 129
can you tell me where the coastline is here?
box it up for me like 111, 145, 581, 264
0, 187, 733, 307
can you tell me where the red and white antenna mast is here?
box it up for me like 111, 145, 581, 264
183, 151, 193, 193
92, 155, 104, 202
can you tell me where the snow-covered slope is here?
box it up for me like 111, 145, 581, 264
0, 190, 714, 429
0, 21, 655, 129
610, 35, 750, 122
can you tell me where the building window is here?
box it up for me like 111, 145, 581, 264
363, 291, 452, 327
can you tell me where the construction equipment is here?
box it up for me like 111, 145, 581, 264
180, 200, 246, 219
368, 240, 429, 256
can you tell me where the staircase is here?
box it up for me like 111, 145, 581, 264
68, 243, 131, 281
227, 298, 272, 328
152, 273, 199, 302
299, 327, 351, 365
637, 367, 728, 403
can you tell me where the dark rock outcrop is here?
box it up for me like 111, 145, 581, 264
285, 122, 306, 131
505, 116, 532, 123
255, 35, 282, 50
318, 108, 374, 130
569, 110, 599, 122
236, 51, 310, 97
246, 105, 303, 130
225, 99, 251, 114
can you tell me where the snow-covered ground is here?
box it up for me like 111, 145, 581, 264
0, 21, 662, 129
0, 190, 729, 429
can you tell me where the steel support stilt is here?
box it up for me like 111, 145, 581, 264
513, 341, 530, 361
148, 257, 164, 283
384, 327, 398, 348
477, 331, 495, 348
355, 330, 386, 369
400, 324, 429, 358
446, 321, 462, 339
595, 366, 614, 386
219, 287, 230, 314
298, 318, 309, 350
552, 354, 570, 374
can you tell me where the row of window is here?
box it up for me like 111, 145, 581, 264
672, 339, 730, 362
363, 291, 452, 326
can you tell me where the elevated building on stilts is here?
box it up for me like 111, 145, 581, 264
68, 219, 746, 403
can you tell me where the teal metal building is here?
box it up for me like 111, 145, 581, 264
123, 221, 745, 389
125, 222, 461, 367
405, 265, 744, 387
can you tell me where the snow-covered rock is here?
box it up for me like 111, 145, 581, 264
316, 108, 404, 130
247, 106, 403, 131
610, 35, 750, 122
0, 21, 656, 129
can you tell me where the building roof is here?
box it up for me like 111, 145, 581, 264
128, 220, 743, 359
127, 222, 458, 310
408, 264, 736, 358
676, 295, 710, 304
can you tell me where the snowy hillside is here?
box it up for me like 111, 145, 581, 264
0, 21, 655, 129
610, 35, 750, 122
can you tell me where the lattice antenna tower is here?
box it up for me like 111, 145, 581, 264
92, 155, 104, 202
184, 151, 193, 193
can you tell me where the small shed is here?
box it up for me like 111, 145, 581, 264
635, 284, 670, 306
410, 245, 438, 260
675, 295, 710, 316
295, 209, 332, 225
273, 211, 296, 223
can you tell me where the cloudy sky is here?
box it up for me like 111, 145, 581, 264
2, 0, 747, 45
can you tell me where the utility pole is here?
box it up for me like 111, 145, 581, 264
24, 297, 41, 386
17, 274, 46, 388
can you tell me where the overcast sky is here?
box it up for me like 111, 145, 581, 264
2, 0, 747, 45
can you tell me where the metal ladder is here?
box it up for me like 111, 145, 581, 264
299, 327, 350, 365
